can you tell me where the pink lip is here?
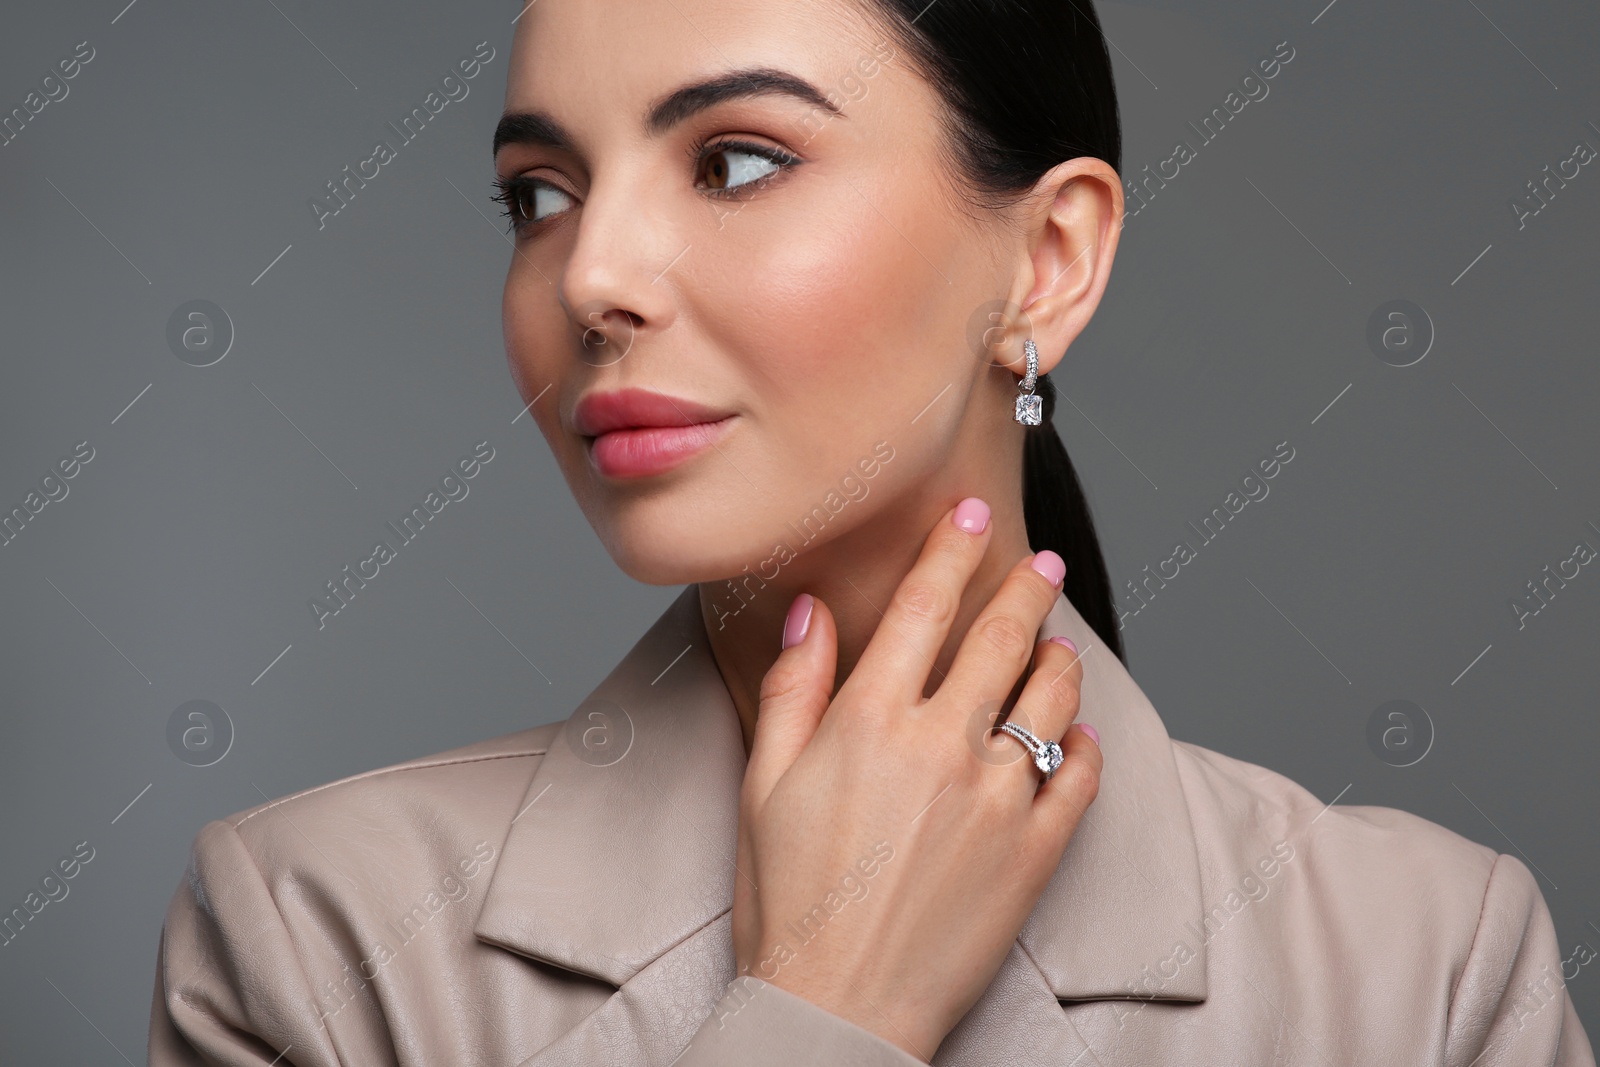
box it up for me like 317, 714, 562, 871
588, 419, 735, 479
572, 388, 737, 479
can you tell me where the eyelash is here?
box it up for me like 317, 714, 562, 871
490, 138, 801, 235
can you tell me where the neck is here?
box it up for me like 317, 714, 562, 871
696, 482, 1033, 759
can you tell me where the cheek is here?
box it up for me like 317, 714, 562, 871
501, 269, 547, 395
501, 268, 575, 454
693, 183, 962, 438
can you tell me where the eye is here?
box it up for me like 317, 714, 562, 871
491, 175, 575, 234
490, 139, 799, 236
696, 139, 799, 197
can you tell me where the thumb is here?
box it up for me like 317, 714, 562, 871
745, 593, 837, 805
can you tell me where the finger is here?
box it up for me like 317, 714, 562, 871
1034, 723, 1102, 837
746, 594, 838, 808
936, 549, 1065, 719
846, 497, 993, 707
998, 633, 1088, 799
1002, 635, 1084, 773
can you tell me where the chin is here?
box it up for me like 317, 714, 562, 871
562, 434, 891, 590
585, 498, 760, 588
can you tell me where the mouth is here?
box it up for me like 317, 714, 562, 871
572, 388, 737, 480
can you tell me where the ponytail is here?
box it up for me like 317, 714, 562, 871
1022, 373, 1126, 665
861, 0, 1126, 664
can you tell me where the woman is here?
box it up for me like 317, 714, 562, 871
148, 0, 1595, 1063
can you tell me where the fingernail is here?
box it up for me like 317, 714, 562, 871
1078, 723, 1100, 747
952, 497, 990, 534
1049, 635, 1077, 655
782, 593, 814, 650
1030, 550, 1065, 587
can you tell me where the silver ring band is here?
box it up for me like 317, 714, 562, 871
996, 721, 1064, 781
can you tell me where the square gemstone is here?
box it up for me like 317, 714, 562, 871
1015, 394, 1043, 426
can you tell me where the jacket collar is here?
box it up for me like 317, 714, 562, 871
474, 584, 1208, 1051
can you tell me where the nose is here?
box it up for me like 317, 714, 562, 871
557, 172, 680, 357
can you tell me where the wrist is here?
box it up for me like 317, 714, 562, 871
760, 966, 939, 1061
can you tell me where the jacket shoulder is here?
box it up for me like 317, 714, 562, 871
1170, 736, 1500, 878
213, 719, 564, 864
1165, 739, 1593, 1063
152, 720, 571, 1066
1170, 738, 1501, 984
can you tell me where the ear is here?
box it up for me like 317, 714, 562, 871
998, 158, 1124, 379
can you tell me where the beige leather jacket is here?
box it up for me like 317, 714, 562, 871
149, 585, 1596, 1065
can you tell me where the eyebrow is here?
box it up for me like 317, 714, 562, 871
493, 66, 843, 156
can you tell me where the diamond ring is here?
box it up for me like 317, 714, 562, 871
996, 721, 1065, 782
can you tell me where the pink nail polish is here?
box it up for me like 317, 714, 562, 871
1049, 635, 1077, 655
1030, 550, 1065, 587
952, 497, 990, 534
782, 593, 814, 650
1078, 723, 1100, 746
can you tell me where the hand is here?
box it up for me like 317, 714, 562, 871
730, 498, 1103, 1061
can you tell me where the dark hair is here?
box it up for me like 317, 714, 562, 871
863, 0, 1127, 664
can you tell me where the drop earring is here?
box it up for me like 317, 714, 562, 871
1014, 339, 1042, 426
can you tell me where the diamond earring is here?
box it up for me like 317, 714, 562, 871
1014, 339, 1042, 426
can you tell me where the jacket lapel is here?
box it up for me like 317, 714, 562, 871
474, 583, 743, 989
473, 583, 1208, 1064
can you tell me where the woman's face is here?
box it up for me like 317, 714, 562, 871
498, 0, 1035, 584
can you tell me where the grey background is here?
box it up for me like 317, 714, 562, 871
2, 0, 1597, 1061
